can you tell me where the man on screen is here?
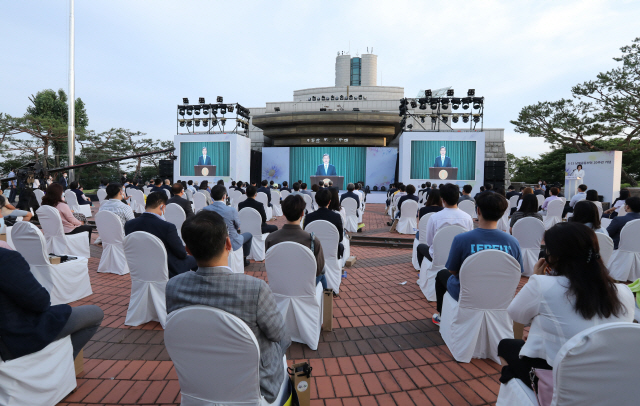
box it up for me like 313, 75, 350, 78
197, 146, 212, 166
316, 153, 337, 176
433, 146, 452, 168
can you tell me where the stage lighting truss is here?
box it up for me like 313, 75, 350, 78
397, 93, 484, 132
177, 98, 251, 136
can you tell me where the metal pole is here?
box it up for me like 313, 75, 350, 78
67, 0, 75, 181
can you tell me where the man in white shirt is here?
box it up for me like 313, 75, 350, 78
99, 183, 135, 227
186, 180, 197, 194
563, 184, 587, 218
416, 183, 474, 265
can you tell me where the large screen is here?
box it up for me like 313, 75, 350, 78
410, 140, 476, 180
179, 141, 230, 177
289, 146, 366, 186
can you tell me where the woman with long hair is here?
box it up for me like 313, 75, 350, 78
498, 222, 634, 387
510, 194, 542, 233
603, 188, 629, 218
516, 187, 533, 210
570, 200, 607, 235
41, 183, 93, 242
419, 189, 444, 219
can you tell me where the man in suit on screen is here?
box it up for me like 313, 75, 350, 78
315, 153, 337, 176
197, 146, 212, 166
433, 146, 452, 167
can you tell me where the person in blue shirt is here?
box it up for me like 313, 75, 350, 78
431, 191, 523, 325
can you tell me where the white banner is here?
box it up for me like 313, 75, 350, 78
565, 151, 622, 203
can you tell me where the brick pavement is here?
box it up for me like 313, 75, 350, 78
55, 203, 522, 405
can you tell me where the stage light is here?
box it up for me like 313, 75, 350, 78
340, 95, 344, 100
321, 96, 325, 101
442, 114, 448, 123
358, 95, 363, 100
407, 124, 413, 130
194, 107, 201, 115
312, 96, 316, 101
349, 95, 353, 100
447, 89, 454, 97
331, 95, 335, 100
425, 89, 432, 97
431, 114, 437, 123
410, 100, 418, 108
467, 89, 475, 96
203, 119, 209, 126
202, 106, 209, 115
199, 97, 205, 104
399, 98, 408, 116
221, 118, 227, 125
473, 114, 481, 123
420, 115, 426, 123
320, 108, 327, 111
195, 119, 200, 127
451, 98, 461, 110
462, 114, 470, 123
179, 108, 185, 115
429, 98, 439, 110
452, 114, 459, 123
179, 120, 185, 127
353, 108, 360, 111
274, 107, 280, 112
462, 97, 471, 110
187, 120, 193, 126
308, 98, 311, 101
473, 97, 483, 109
212, 119, 218, 126
441, 98, 450, 109
217, 96, 223, 103
183, 97, 189, 104
220, 107, 227, 115
228, 104, 234, 112
186, 107, 193, 115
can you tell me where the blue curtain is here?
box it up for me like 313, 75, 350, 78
410, 140, 476, 180
179, 141, 230, 176
289, 147, 366, 186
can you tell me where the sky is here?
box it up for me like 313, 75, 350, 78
1, 0, 639, 158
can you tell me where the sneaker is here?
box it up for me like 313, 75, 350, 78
431, 313, 441, 326
342, 270, 347, 278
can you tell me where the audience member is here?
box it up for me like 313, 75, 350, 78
311, 184, 319, 193
300, 183, 312, 197
603, 189, 629, 218
186, 180, 197, 194
290, 182, 302, 196
606, 196, 640, 249
498, 222, 634, 387
303, 188, 344, 258
505, 185, 519, 200
510, 194, 543, 233
393, 184, 418, 221
280, 181, 291, 192
167, 183, 195, 219
458, 185, 474, 204
473, 185, 485, 200
162, 179, 172, 195
165, 210, 290, 403
41, 183, 92, 242
229, 181, 237, 190
239, 185, 278, 233
563, 184, 588, 217
151, 178, 164, 193
570, 201, 607, 235
341, 183, 361, 213
99, 183, 135, 227
515, 187, 533, 211
69, 181, 92, 206
257, 180, 272, 207
533, 184, 544, 196
419, 189, 444, 219
541, 187, 561, 211
0, 194, 33, 222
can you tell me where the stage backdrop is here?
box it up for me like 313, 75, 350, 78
261, 147, 290, 186
179, 141, 230, 176
410, 140, 476, 180
565, 151, 622, 203
365, 147, 397, 189
290, 147, 366, 186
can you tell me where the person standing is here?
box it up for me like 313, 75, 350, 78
58, 172, 68, 190
7, 168, 17, 203
574, 164, 585, 185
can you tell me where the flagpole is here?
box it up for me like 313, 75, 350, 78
67, 0, 75, 180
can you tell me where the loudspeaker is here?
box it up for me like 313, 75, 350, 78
159, 160, 174, 180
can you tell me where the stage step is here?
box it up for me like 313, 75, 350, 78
349, 235, 414, 249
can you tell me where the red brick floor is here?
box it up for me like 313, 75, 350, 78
55, 203, 525, 405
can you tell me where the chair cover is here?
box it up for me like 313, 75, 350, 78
129, 189, 146, 214
143, 186, 151, 196
165, 203, 186, 243
536, 194, 545, 209
302, 194, 314, 215
0, 336, 76, 406
227, 246, 245, 273
96, 188, 107, 204
256, 192, 273, 220
164, 306, 289, 406
193, 192, 207, 213
161, 188, 170, 199
311, 192, 317, 210
239, 207, 269, 261
509, 194, 519, 210
280, 190, 290, 200
596, 233, 614, 266
64, 190, 92, 218
11, 221, 92, 305
495, 377, 539, 406
342, 197, 358, 232
396, 200, 419, 235
497, 207, 510, 232
458, 200, 475, 218
34, 189, 45, 206
439, 250, 521, 364
36, 205, 90, 258
544, 200, 564, 229
124, 231, 169, 328
271, 190, 283, 217
185, 188, 194, 202
418, 225, 466, 301
3, 225, 14, 249
512, 217, 545, 277
229, 190, 241, 208
412, 212, 434, 270
305, 220, 342, 294
607, 219, 640, 281
95, 211, 130, 275
593, 201, 603, 218
265, 242, 323, 350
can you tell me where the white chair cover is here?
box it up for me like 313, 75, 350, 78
185, 188, 194, 202
165, 203, 186, 243
509, 194, 519, 210
396, 200, 419, 235
193, 192, 207, 213
95, 211, 129, 275
162, 188, 170, 199
512, 217, 545, 277
11, 221, 92, 305
239, 207, 269, 262
311, 192, 317, 210
536, 194, 545, 209
36, 205, 90, 258
342, 197, 358, 232
607, 219, 640, 281
229, 190, 241, 208
143, 186, 151, 196
439, 250, 521, 364
256, 192, 273, 220
124, 231, 169, 328
96, 188, 107, 204
164, 306, 289, 406
596, 233, 614, 266
34, 189, 45, 206
302, 193, 314, 214
412, 212, 434, 270
305, 220, 342, 294
0, 337, 76, 406
280, 190, 290, 200
497, 207, 510, 232
593, 201, 603, 218
495, 377, 539, 406
544, 199, 564, 229
265, 242, 323, 350
3, 225, 14, 249
227, 246, 245, 273
271, 190, 283, 217
130, 189, 146, 214
418, 225, 466, 301
458, 200, 475, 218
64, 190, 92, 218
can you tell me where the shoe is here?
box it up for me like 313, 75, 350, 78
431, 313, 441, 326
244, 258, 250, 267
342, 270, 347, 278
387, 221, 393, 226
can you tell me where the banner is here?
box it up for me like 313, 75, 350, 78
262, 147, 290, 186
565, 151, 622, 203
365, 147, 397, 189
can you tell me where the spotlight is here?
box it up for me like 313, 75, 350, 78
320, 107, 327, 111
212, 119, 218, 126
462, 97, 471, 110
472, 97, 483, 109
179, 108, 185, 115
274, 107, 280, 112
399, 98, 408, 116
410, 100, 418, 108
462, 114, 470, 123
186, 107, 193, 115
203, 119, 209, 126
441, 98, 450, 109
473, 114, 481, 123
199, 97, 205, 104
420, 115, 426, 123
441, 114, 448, 123
227, 104, 234, 112
430, 114, 437, 123
187, 119, 193, 126
467, 89, 475, 96
353, 108, 360, 111
194, 107, 201, 115
202, 106, 209, 115
451, 98, 461, 110
331, 95, 335, 100
349, 95, 353, 100
452, 114, 459, 123
407, 124, 413, 130
217, 96, 223, 103
425, 89, 432, 97
179, 121, 185, 127
182, 97, 189, 104
447, 89, 454, 97
220, 107, 227, 115
195, 119, 200, 127
321, 96, 325, 101
429, 98, 439, 110
220, 118, 227, 125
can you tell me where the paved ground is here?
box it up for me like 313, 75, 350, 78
56, 202, 523, 406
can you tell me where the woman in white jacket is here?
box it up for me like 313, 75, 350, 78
498, 222, 635, 387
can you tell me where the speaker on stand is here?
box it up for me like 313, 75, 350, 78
159, 160, 174, 183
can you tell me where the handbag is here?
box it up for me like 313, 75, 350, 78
530, 368, 553, 406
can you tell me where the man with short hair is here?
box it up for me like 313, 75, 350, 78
239, 185, 278, 234
316, 154, 337, 176
458, 185, 474, 204
541, 187, 561, 211
229, 181, 237, 191
99, 183, 135, 226
257, 180, 272, 207
303, 188, 344, 258
124, 192, 197, 278
197, 147, 212, 166
533, 184, 544, 196
563, 184, 588, 217
186, 180, 197, 194
506, 185, 519, 200
7, 168, 17, 203
431, 192, 523, 325
236, 181, 245, 194
266, 195, 326, 288
167, 183, 195, 219
473, 185, 486, 200
340, 183, 361, 211
59, 172, 68, 190
607, 196, 640, 249
300, 183, 312, 197
290, 182, 302, 196
203, 185, 253, 266
151, 178, 164, 193
395, 184, 419, 218
279, 181, 291, 192
162, 179, 172, 195
318, 180, 324, 188
165, 210, 290, 403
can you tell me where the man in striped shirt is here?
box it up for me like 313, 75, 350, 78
98, 183, 135, 227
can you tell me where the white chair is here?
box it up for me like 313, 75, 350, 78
512, 217, 545, 277
256, 192, 273, 220
305, 220, 342, 294
185, 188, 194, 202
302, 193, 314, 215
229, 190, 241, 208
239, 207, 269, 262
163, 188, 171, 199
0, 336, 76, 406
123, 231, 168, 328
34, 189, 45, 206
96, 188, 107, 204
165, 203, 186, 243
265, 242, 323, 350
95, 211, 129, 275
129, 189, 146, 214
509, 194, 519, 211
11, 221, 92, 305
64, 190, 92, 218
544, 199, 564, 229
497, 206, 510, 232
193, 192, 207, 213
607, 219, 640, 281
164, 306, 289, 406
496, 322, 640, 406
143, 186, 151, 196
536, 194, 545, 209
440, 250, 521, 364
596, 233, 614, 266
458, 200, 475, 218
227, 246, 245, 273
396, 200, 419, 235
593, 201, 603, 218
342, 197, 358, 232
418, 225, 467, 301
271, 190, 283, 217
412, 212, 434, 270
311, 191, 317, 209
36, 205, 90, 258
280, 189, 290, 200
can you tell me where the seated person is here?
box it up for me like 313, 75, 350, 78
186, 180, 197, 194
229, 181, 237, 191
498, 222, 634, 388
99, 183, 135, 227
300, 183, 312, 197
310, 184, 319, 193
290, 183, 302, 196
41, 183, 92, 241
235, 181, 245, 194
303, 188, 344, 258
165, 211, 290, 404
602, 189, 629, 218
0, 247, 104, 361
505, 185, 519, 200
393, 184, 419, 219
162, 179, 172, 194
238, 185, 278, 234
0, 194, 33, 222
124, 192, 198, 278
563, 184, 587, 218
419, 189, 444, 219
341, 183, 361, 213
167, 183, 195, 219
432, 192, 523, 325
257, 180, 272, 207
203, 185, 252, 266
280, 181, 291, 192
606, 196, 640, 249
150, 178, 165, 193
540, 186, 561, 211
510, 194, 543, 233
457, 185, 474, 204
69, 181, 92, 205
570, 201, 608, 235
266, 195, 327, 289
